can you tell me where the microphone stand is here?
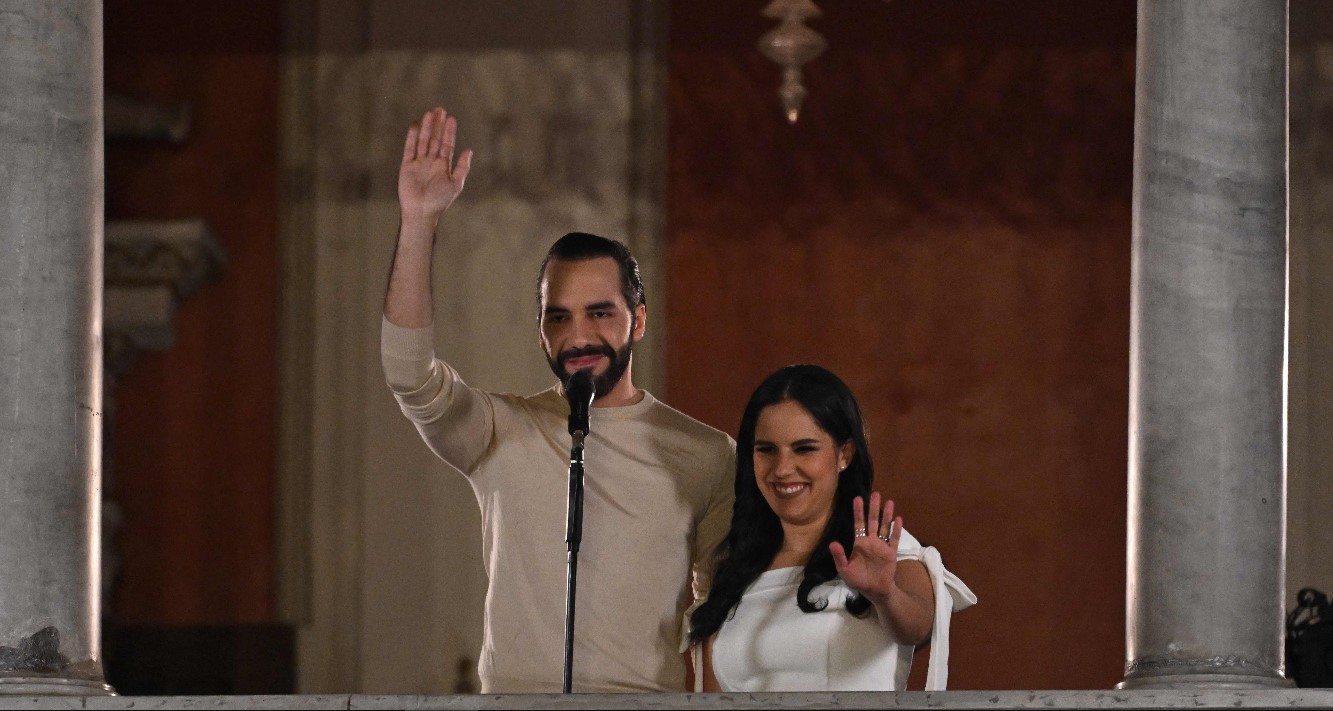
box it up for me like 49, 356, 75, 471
563, 426, 586, 694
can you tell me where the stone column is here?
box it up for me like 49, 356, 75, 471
1122, 0, 1290, 689
0, 0, 113, 696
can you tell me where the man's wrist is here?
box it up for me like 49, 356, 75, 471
399, 211, 440, 238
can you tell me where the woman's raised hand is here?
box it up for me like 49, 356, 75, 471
398, 107, 473, 226
830, 492, 902, 603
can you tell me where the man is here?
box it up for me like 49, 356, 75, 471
381, 107, 735, 693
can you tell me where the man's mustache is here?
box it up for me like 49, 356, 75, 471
557, 344, 615, 368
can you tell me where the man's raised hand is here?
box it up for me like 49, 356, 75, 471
384, 107, 472, 328
398, 107, 473, 228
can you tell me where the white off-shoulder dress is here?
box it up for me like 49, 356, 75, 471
705, 528, 976, 692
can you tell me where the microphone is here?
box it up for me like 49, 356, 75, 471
566, 369, 595, 441
561, 368, 595, 692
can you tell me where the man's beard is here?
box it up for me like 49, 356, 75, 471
547, 338, 634, 401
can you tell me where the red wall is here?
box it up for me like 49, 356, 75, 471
104, 1, 281, 626
667, 1, 1135, 689
98, 0, 1138, 689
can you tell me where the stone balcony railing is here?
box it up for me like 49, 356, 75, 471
5, 689, 1333, 710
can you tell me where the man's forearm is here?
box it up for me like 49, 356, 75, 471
384, 217, 437, 328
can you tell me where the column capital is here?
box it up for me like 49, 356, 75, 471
104, 219, 226, 370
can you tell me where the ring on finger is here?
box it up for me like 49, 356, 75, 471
854, 527, 868, 538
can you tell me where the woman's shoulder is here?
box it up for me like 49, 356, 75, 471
895, 527, 925, 559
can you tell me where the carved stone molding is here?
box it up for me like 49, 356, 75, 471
105, 92, 191, 144
104, 218, 225, 365
100, 219, 226, 622
105, 218, 226, 296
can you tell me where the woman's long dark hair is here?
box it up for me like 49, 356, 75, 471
689, 364, 875, 645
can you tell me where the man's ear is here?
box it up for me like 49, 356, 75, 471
632, 303, 647, 342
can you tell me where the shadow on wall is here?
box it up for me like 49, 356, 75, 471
104, 625, 294, 695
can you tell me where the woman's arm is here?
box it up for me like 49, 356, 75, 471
870, 558, 935, 645
831, 493, 937, 645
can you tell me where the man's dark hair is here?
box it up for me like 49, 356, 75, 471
536, 232, 646, 314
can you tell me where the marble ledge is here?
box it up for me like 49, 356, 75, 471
1, 690, 1332, 710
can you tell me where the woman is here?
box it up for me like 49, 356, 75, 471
688, 364, 975, 691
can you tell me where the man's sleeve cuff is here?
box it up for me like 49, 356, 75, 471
381, 316, 437, 390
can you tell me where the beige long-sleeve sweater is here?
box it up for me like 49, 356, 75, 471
382, 318, 736, 692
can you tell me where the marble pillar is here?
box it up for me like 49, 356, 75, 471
1122, 0, 1289, 689
0, 0, 113, 696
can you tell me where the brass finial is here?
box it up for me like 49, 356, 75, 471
757, 0, 827, 123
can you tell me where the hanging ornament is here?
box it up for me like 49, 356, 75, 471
757, 0, 827, 123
